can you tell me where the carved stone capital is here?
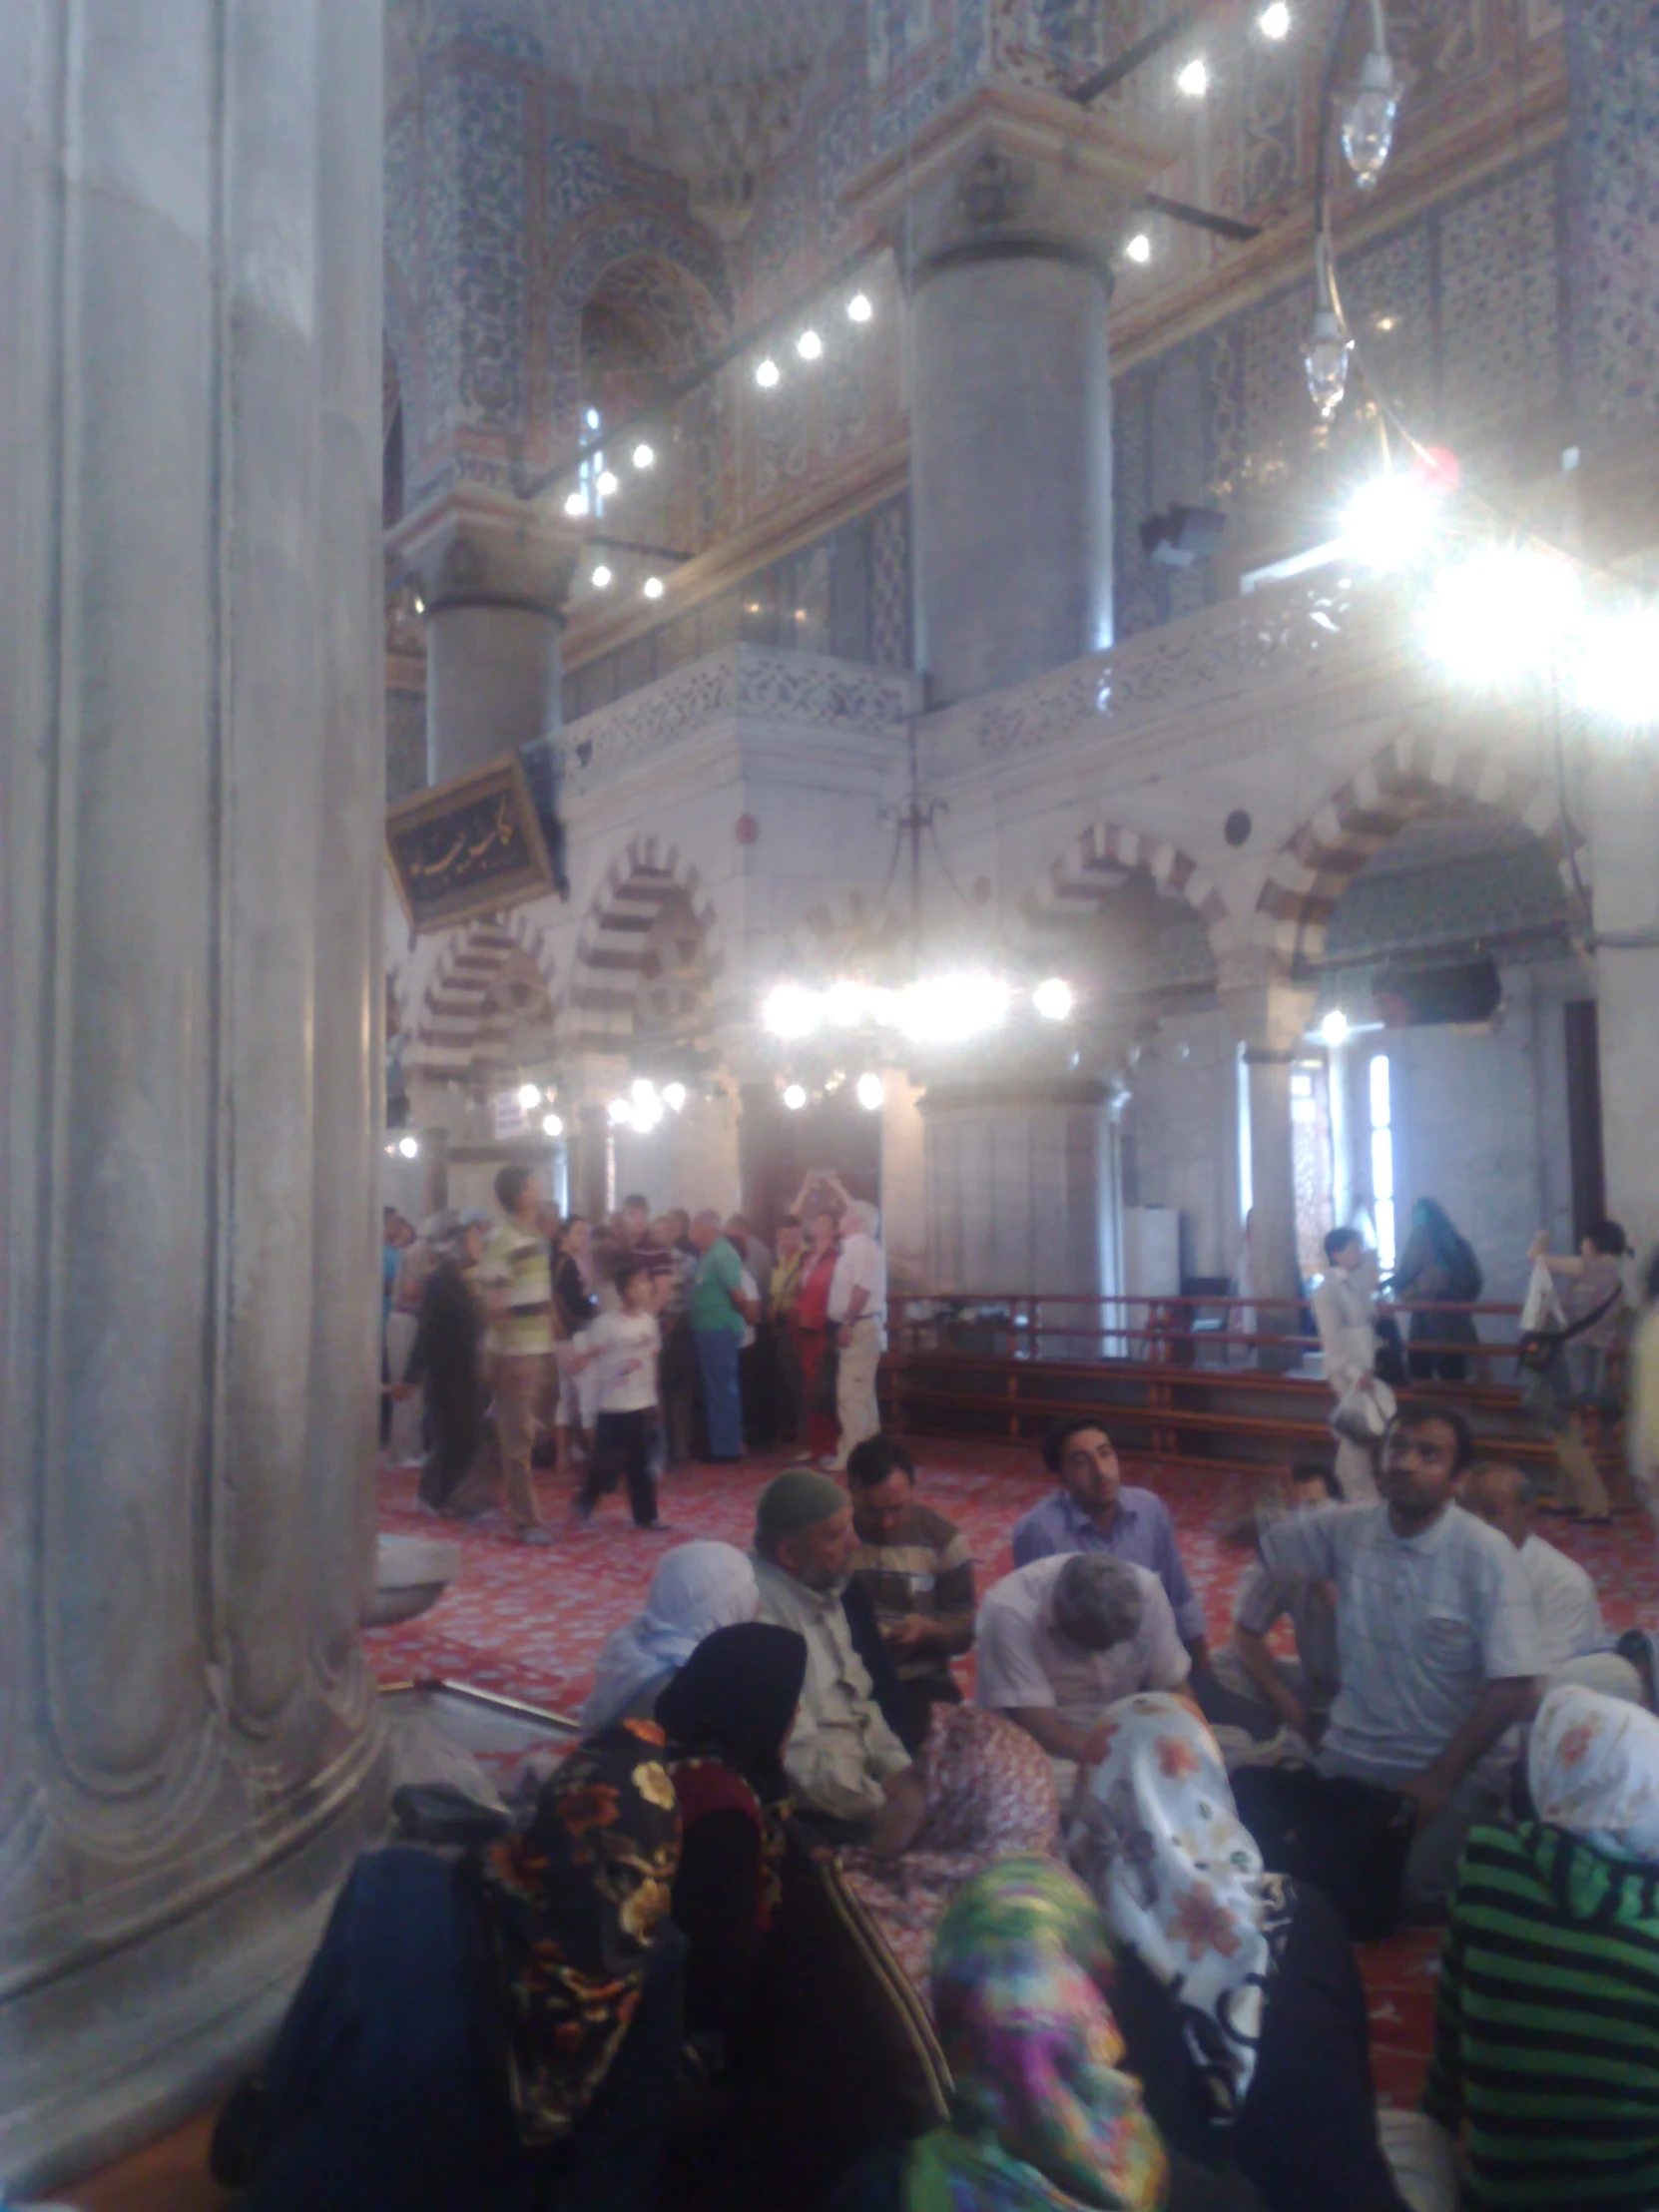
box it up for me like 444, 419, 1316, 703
391, 495, 582, 621
842, 83, 1173, 290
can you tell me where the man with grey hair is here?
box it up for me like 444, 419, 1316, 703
974, 1551, 1191, 1798
828, 1195, 887, 1469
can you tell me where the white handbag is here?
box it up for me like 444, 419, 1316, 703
1331, 1375, 1396, 1443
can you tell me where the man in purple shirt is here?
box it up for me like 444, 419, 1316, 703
1012, 1418, 1216, 1688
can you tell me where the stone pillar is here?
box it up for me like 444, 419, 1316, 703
396, 498, 580, 787
0, 2, 386, 2187
1230, 978, 1314, 1368
845, 88, 1167, 706
1588, 746, 1659, 1259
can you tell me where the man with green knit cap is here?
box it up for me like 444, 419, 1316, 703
753, 1467, 923, 1847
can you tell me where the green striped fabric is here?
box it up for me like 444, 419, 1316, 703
1425, 1821, 1659, 2209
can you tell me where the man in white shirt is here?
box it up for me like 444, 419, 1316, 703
1247, 1403, 1540, 1914
1313, 1228, 1382, 1503
1459, 1461, 1605, 1671
975, 1552, 1191, 1803
828, 1199, 886, 1471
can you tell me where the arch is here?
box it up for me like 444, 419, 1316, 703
1254, 732, 1586, 976
407, 911, 559, 1091
1024, 819, 1239, 967
548, 219, 731, 432
567, 835, 724, 1056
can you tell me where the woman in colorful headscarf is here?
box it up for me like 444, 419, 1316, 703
841, 1702, 1062, 2003
1070, 1694, 1408, 2212
222, 1724, 685, 2212
1426, 1684, 1659, 2209
582, 1539, 761, 1734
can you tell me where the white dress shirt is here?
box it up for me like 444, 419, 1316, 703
1519, 1531, 1604, 1670
829, 1231, 887, 1340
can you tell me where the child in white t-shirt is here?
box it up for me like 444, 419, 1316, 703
569, 1259, 663, 1528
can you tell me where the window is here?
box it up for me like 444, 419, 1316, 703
1369, 1052, 1395, 1271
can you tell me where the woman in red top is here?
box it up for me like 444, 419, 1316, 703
793, 1209, 841, 1461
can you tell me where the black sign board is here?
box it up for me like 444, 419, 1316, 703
386, 755, 556, 933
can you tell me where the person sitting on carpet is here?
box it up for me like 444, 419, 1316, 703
582, 1540, 760, 1735
1426, 1684, 1659, 2210
215, 1727, 685, 2212
1232, 1402, 1541, 1918
1071, 1693, 1411, 2212
1457, 1461, 1610, 1676
656, 1621, 809, 2051
829, 1857, 1270, 2212
840, 1702, 1060, 2004
846, 1433, 977, 1749
752, 1467, 923, 1847
975, 1551, 1191, 1803
1210, 1462, 1343, 1742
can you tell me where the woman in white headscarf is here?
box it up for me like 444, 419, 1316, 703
1070, 1693, 1409, 2212
581, 1541, 760, 1735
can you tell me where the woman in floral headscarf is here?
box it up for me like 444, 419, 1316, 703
1426, 1684, 1659, 2209
1070, 1694, 1408, 2212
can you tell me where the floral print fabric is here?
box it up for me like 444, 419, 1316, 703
1529, 1682, 1659, 1861
842, 1704, 1061, 2002
472, 1720, 682, 2146
911, 1856, 1168, 2212
1069, 1692, 1293, 2121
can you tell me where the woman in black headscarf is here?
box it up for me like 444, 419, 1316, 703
1390, 1197, 1483, 1382
657, 1621, 808, 2044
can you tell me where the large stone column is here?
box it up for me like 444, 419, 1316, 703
1588, 746, 1659, 1259
396, 498, 580, 787
1232, 983, 1315, 1369
846, 88, 1166, 707
0, 2, 386, 2188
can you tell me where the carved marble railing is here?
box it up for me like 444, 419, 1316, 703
924, 568, 1398, 771
555, 645, 918, 799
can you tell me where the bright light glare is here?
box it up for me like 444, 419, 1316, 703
1320, 1008, 1351, 1047
1176, 56, 1210, 97
755, 356, 781, 388
1341, 471, 1440, 571
642, 575, 665, 600
663, 1082, 688, 1113
856, 1071, 884, 1111
1424, 548, 1582, 687
796, 329, 824, 361
1258, 0, 1291, 37
629, 1078, 664, 1133
1575, 605, 1659, 728
1124, 232, 1152, 265
596, 469, 619, 498
823, 980, 867, 1027
763, 984, 823, 1040
591, 564, 613, 589
516, 1082, 541, 1110
632, 442, 656, 469
608, 1097, 633, 1128
846, 292, 873, 323
542, 1111, 564, 1137
1033, 977, 1075, 1022
564, 490, 589, 518
782, 1083, 809, 1111
397, 1134, 420, 1159
890, 973, 1013, 1045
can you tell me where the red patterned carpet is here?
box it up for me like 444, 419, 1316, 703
365, 1436, 1659, 2106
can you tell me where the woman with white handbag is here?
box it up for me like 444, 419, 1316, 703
1314, 1228, 1388, 1502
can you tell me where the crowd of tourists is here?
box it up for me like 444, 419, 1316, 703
219, 1369, 1659, 2212
380, 1166, 886, 1544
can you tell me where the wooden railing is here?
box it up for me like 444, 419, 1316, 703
880, 1291, 1618, 1486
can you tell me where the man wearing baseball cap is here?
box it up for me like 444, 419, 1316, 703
752, 1468, 923, 1849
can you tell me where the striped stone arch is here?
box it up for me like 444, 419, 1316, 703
406, 910, 559, 1090
1025, 820, 1239, 964
567, 835, 724, 1056
1254, 733, 1586, 976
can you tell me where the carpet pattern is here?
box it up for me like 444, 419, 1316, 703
365, 1439, 1659, 2106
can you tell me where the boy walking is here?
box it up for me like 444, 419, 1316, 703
570, 1260, 665, 1530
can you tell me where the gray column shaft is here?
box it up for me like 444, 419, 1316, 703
1246, 1054, 1303, 1361
1588, 747, 1659, 1259
426, 601, 560, 785
922, 1087, 1113, 1297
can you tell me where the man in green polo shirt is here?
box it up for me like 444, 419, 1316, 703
689, 1208, 751, 1461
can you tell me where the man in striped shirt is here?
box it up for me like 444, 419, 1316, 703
475, 1165, 554, 1544
846, 1434, 975, 1745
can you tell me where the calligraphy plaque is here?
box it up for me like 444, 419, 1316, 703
386, 755, 556, 933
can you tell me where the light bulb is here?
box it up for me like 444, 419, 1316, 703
663, 1082, 688, 1113
1176, 55, 1210, 98
846, 292, 873, 323
796, 329, 823, 361
590, 564, 613, 589
629, 1078, 664, 1133
608, 1096, 633, 1127
1341, 470, 1440, 571
1304, 305, 1351, 419
1343, 47, 1401, 190
1423, 547, 1583, 689
542, 1111, 564, 1137
855, 1071, 884, 1112
632, 441, 655, 469
892, 973, 1013, 1046
585, 407, 601, 430
1258, 0, 1291, 35
564, 490, 589, 518
1033, 978, 1075, 1022
763, 985, 822, 1040
397, 1134, 420, 1159
412, 593, 425, 615
596, 469, 619, 498
1124, 231, 1152, 265
516, 1082, 541, 1110
642, 575, 665, 600
755, 356, 781, 388
1320, 1008, 1351, 1047
782, 1083, 808, 1111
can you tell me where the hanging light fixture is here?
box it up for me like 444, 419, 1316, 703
1342, 2, 1401, 190
1304, 236, 1351, 420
